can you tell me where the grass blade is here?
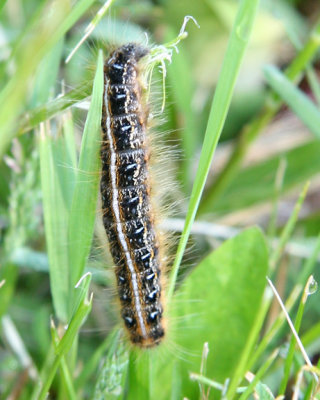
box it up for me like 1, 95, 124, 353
0, 0, 95, 158
34, 289, 92, 400
199, 18, 320, 214
264, 65, 320, 138
18, 82, 92, 135
279, 276, 316, 395
68, 50, 103, 315
270, 182, 309, 271
238, 349, 279, 400
167, 0, 259, 300
39, 122, 71, 322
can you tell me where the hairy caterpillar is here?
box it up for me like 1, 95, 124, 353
100, 43, 165, 348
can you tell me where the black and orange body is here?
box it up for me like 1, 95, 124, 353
100, 43, 165, 347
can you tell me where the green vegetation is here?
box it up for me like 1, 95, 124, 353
1, 0, 320, 399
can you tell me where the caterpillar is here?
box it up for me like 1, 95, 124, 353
100, 43, 165, 348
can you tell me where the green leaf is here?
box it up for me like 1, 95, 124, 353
264, 65, 320, 138
166, 27, 198, 191
168, 0, 260, 301
18, 82, 92, 135
127, 228, 268, 400
171, 227, 268, 398
93, 331, 129, 400
0, 0, 95, 158
68, 50, 103, 315
32, 285, 92, 400
199, 18, 320, 213
254, 382, 275, 400
39, 125, 72, 322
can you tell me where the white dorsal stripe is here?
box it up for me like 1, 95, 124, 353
104, 79, 147, 338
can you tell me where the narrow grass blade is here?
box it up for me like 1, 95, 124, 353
18, 82, 92, 135
33, 284, 92, 400
267, 158, 287, 240
226, 285, 272, 399
267, 278, 314, 370
0, 262, 17, 319
251, 232, 320, 368
166, 27, 198, 191
68, 51, 103, 314
0, 0, 95, 158
199, 18, 320, 214
264, 65, 320, 138
302, 320, 320, 347
238, 349, 279, 400
297, 231, 320, 285
306, 67, 320, 106
51, 326, 77, 400
279, 276, 316, 395
39, 123, 71, 322
270, 181, 309, 271
30, 39, 64, 108
167, 0, 259, 300
66, 0, 115, 63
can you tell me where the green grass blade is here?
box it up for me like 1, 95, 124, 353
306, 67, 320, 106
270, 182, 309, 271
264, 65, 320, 138
30, 39, 64, 108
51, 325, 77, 400
238, 349, 278, 400
68, 51, 103, 314
279, 276, 315, 395
166, 27, 198, 191
39, 124, 71, 322
297, 231, 320, 285
18, 82, 92, 135
302, 320, 320, 347
0, 262, 18, 319
0, 0, 95, 158
226, 285, 272, 399
35, 291, 92, 400
167, 0, 259, 301
249, 286, 301, 369
199, 18, 320, 214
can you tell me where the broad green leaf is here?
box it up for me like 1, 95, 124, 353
127, 228, 268, 399
171, 227, 268, 398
